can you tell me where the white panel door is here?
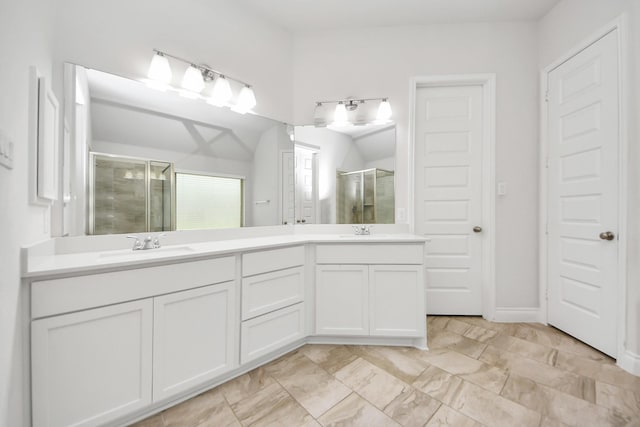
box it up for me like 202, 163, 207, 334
281, 150, 295, 225
295, 146, 317, 224
415, 85, 484, 314
153, 282, 236, 402
547, 30, 619, 357
32, 300, 153, 427
316, 265, 369, 335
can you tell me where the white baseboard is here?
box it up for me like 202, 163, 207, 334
617, 349, 640, 377
492, 307, 541, 323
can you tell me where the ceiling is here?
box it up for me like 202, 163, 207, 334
237, 0, 562, 33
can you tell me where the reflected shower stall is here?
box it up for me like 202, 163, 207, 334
89, 153, 174, 235
336, 168, 394, 224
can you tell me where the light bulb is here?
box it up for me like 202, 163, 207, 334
333, 102, 349, 125
313, 103, 327, 127
181, 65, 205, 93
208, 75, 232, 107
233, 85, 256, 114
147, 52, 172, 86
376, 99, 392, 122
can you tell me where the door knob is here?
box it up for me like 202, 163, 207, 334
473, 226, 482, 233
599, 231, 615, 241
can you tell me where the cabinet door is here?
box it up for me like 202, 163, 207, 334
316, 265, 369, 335
153, 282, 236, 402
32, 300, 153, 427
370, 265, 425, 337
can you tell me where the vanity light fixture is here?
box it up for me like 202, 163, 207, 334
147, 49, 257, 111
376, 98, 392, 123
181, 64, 205, 94
313, 97, 392, 127
147, 51, 172, 86
231, 84, 256, 114
313, 102, 327, 127
333, 101, 349, 126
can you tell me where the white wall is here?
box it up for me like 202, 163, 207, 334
538, 0, 640, 361
0, 0, 55, 425
293, 23, 540, 309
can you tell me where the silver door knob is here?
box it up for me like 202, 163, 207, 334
473, 226, 482, 233
599, 231, 615, 241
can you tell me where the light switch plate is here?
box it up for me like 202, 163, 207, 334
497, 181, 507, 196
0, 129, 14, 170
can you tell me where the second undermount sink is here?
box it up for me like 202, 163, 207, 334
97, 245, 196, 261
338, 234, 389, 238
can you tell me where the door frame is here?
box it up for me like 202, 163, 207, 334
409, 74, 497, 320
539, 15, 629, 359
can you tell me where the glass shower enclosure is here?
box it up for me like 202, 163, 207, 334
89, 153, 174, 235
336, 168, 395, 224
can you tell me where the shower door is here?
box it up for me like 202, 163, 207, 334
89, 153, 173, 235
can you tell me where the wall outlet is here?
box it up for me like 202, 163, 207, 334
0, 129, 14, 170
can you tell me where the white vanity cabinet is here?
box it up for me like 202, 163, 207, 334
315, 243, 425, 339
240, 246, 306, 363
31, 299, 153, 427
30, 257, 236, 427
152, 282, 236, 402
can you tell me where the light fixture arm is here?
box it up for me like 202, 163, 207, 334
315, 97, 389, 105
153, 48, 252, 88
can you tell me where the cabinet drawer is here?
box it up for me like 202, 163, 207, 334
316, 244, 424, 265
241, 303, 305, 364
31, 257, 235, 318
242, 246, 304, 277
242, 266, 304, 320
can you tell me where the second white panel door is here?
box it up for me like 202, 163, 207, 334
415, 85, 484, 314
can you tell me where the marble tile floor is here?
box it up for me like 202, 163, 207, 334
132, 316, 640, 427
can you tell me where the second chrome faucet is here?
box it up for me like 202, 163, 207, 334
126, 233, 166, 250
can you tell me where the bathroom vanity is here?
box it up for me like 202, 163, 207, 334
23, 229, 427, 427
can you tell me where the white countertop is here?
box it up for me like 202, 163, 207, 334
23, 234, 428, 279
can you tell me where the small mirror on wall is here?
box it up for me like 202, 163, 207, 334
29, 66, 60, 204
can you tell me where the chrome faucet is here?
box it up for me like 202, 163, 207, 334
353, 225, 372, 235
126, 234, 166, 250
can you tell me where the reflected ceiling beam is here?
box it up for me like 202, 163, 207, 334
92, 97, 233, 134
182, 122, 253, 161
352, 123, 396, 141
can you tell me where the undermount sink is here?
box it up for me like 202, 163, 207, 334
97, 245, 196, 260
338, 234, 389, 238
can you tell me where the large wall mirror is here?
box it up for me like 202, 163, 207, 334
63, 64, 294, 236
293, 124, 396, 225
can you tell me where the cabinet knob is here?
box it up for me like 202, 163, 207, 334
473, 226, 482, 233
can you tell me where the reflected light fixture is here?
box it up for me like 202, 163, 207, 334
146, 49, 257, 111
313, 97, 392, 127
